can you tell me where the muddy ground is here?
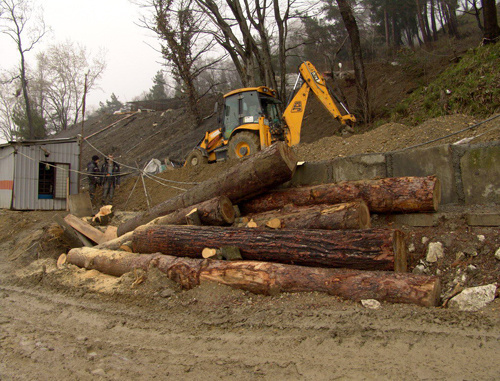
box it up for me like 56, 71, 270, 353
1, 114, 500, 380
0, 208, 499, 380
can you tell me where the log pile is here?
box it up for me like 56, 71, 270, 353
64, 143, 443, 307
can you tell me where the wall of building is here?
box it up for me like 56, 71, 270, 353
0, 146, 15, 209
0, 139, 80, 210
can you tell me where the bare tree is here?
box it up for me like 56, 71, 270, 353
461, 0, 483, 32
196, 0, 316, 100
416, 0, 432, 48
34, 41, 106, 132
0, 0, 46, 139
195, 0, 261, 87
0, 74, 19, 141
140, 0, 223, 125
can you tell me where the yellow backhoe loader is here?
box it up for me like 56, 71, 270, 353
185, 61, 356, 167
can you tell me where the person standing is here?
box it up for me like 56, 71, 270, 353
86, 155, 101, 202
101, 154, 120, 205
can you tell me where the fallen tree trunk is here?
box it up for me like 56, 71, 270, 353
117, 142, 297, 236
132, 225, 407, 272
148, 196, 235, 226
236, 201, 370, 230
240, 176, 441, 214
66, 248, 440, 307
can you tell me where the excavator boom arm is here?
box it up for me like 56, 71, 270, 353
283, 61, 356, 146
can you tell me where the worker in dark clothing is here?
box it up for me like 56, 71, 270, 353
86, 155, 101, 202
101, 154, 120, 205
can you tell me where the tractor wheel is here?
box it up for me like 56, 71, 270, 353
185, 149, 207, 167
228, 132, 261, 160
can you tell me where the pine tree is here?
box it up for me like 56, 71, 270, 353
147, 71, 168, 100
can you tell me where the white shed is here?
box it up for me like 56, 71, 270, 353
0, 137, 80, 210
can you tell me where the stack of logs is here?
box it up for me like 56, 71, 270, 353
65, 142, 442, 307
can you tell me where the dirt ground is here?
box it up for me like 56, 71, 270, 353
1, 112, 500, 379
0, 209, 499, 380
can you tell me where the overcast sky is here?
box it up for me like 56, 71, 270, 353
0, 0, 164, 110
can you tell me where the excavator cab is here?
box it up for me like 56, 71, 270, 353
185, 87, 281, 166
221, 87, 283, 159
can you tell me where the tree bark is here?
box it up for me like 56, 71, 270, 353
94, 231, 134, 250
482, 0, 500, 43
336, 0, 371, 123
66, 248, 440, 307
236, 201, 370, 230
117, 142, 297, 236
430, 0, 439, 40
240, 176, 441, 215
148, 196, 235, 226
131, 225, 407, 272
416, 0, 432, 48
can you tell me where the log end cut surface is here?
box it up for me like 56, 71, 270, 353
220, 196, 236, 224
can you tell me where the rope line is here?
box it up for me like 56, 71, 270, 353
82, 138, 199, 186
395, 114, 500, 152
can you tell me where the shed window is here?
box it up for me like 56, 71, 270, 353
38, 162, 55, 199
38, 162, 69, 199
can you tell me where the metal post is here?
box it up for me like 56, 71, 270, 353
78, 71, 89, 192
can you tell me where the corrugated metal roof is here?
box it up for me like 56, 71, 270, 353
0, 136, 79, 148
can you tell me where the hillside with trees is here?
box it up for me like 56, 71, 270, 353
1, 0, 499, 144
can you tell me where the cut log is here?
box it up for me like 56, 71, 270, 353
202, 248, 218, 259
266, 218, 282, 229
57, 253, 67, 268
93, 231, 134, 250
93, 205, 114, 225
132, 225, 407, 272
201, 246, 242, 260
236, 201, 370, 230
147, 196, 235, 227
240, 176, 441, 214
66, 248, 440, 307
64, 214, 104, 244
117, 142, 297, 236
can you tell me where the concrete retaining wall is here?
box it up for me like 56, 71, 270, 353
291, 141, 500, 206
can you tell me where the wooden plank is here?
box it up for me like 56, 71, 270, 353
64, 214, 104, 244
68, 191, 94, 217
100, 226, 118, 244
54, 214, 93, 248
